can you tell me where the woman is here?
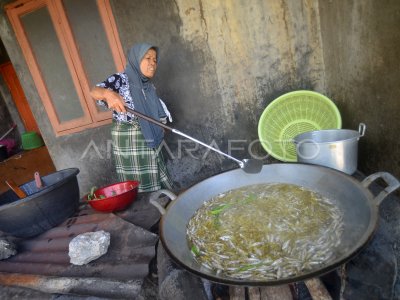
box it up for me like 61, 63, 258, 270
90, 43, 173, 192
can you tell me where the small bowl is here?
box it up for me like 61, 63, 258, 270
87, 181, 139, 213
21, 131, 44, 150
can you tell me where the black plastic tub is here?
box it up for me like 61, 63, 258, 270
0, 168, 80, 238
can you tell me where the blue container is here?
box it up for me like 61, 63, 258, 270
0, 168, 80, 238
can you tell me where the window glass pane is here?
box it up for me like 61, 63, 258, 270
21, 6, 84, 123
63, 0, 116, 112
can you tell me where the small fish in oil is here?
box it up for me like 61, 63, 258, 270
186, 183, 344, 281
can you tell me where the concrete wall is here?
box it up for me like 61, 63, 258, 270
0, 84, 14, 136
110, 0, 326, 188
319, 1, 400, 177
0, 0, 399, 194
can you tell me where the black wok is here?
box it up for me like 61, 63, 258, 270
151, 163, 400, 286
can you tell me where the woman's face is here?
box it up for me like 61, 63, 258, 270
140, 48, 157, 78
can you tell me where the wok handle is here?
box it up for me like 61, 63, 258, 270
149, 189, 177, 215
361, 172, 400, 205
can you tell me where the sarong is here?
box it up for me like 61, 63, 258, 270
111, 122, 172, 192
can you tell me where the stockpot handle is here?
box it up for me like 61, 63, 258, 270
361, 172, 400, 205
149, 189, 177, 215
358, 123, 366, 137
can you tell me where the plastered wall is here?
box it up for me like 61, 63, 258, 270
319, 0, 400, 177
111, 0, 327, 188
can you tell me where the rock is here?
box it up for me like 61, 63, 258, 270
68, 231, 110, 265
343, 219, 397, 300
157, 243, 209, 300
0, 239, 17, 260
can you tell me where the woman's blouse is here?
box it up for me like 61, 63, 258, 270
96, 72, 139, 124
96, 72, 172, 125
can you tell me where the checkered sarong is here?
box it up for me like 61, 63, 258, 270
111, 122, 173, 192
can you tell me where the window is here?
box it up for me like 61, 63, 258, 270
6, 0, 125, 136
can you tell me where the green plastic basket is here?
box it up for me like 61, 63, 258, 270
258, 90, 342, 162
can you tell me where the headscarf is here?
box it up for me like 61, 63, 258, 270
125, 43, 166, 148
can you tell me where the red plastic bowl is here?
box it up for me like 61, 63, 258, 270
87, 181, 139, 213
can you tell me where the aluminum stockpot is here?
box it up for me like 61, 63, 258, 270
151, 163, 399, 286
293, 123, 366, 174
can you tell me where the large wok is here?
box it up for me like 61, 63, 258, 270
151, 163, 400, 286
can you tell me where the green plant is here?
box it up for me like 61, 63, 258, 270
87, 186, 106, 201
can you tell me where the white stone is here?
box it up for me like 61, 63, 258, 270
0, 239, 17, 260
68, 230, 111, 265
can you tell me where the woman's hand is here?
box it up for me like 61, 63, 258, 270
104, 89, 126, 112
90, 87, 126, 113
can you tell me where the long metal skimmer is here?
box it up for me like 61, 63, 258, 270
125, 106, 263, 174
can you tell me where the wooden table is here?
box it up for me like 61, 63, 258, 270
0, 146, 56, 193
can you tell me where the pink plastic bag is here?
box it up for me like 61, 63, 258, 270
0, 138, 17, 155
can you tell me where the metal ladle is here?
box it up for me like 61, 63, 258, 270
125, 107, 263, 174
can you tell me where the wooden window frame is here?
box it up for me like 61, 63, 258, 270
5, 0, 126, 136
